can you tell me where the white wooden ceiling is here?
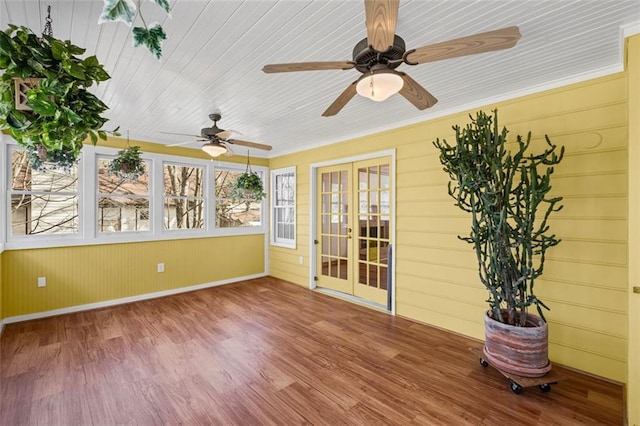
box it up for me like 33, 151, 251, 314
2, 0, 639, 158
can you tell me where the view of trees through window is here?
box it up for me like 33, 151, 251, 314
98, 158, 150, 233
10, 148, 79, 236
215, 169, 262, 228
164, 164, 205, 230
6, 147, 266, 239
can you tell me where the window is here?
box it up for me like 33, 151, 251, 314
215, 168, 264, 228
163, 163, 205, 230
2, 140, 268, 249
270, 166, 296, 248
97, 157, 151, 233
9, 146, 79, 236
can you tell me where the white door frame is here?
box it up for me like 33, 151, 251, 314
309, 149, 397, 314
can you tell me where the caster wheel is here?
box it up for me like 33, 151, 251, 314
539, 383, 551, 393
510, 380, 523, 394
479, 357, 489, 368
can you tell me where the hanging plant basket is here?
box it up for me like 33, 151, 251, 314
233, 153, 266, 201
0, 19, 113, 166
27, 144, 78, 172
13, 77, 42, 111
108, 144, 145, 181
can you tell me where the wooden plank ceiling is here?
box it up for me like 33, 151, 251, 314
1, 0, 639, 157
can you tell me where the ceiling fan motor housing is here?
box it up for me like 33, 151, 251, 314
353, 35, 406, 73
201, 113, 224, 138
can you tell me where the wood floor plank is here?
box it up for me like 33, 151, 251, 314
0, 277, 624, 425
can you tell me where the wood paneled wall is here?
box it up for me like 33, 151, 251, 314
1, 235, 265, 319
269, 72, 628, 383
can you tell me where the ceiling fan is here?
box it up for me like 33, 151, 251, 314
163, 113, 272, 157
262, 0, 521, 116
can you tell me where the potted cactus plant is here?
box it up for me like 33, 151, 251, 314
433, 110, 564, 378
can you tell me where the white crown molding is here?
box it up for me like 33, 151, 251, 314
622, 21, 640, 38
2, 273, 268, 325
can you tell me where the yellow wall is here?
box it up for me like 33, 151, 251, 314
0, 136, 268, 321
1, 235, 264, 318
627, 34, 639, 426
270, 73, 629, 382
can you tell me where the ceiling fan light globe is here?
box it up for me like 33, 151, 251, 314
202, 143, 227, 157
356, 70, 404, 102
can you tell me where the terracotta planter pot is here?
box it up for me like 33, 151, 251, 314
483, 310, 551, 377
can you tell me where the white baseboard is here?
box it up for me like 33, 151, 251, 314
2, 272, 268, 325
0, 320, 4, 337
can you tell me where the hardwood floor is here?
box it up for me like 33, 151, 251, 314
0, 277, 624, 425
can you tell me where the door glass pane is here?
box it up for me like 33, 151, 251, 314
379, 240, 389, 265
340, 170, 348, 190
322, 214, 330, 234
339, 259, 347, 280
322, 256, 329, 275
380, 266, 388, 290
358, 262, 367, 284
369, 166, 378, 190
369, 264, 379, 288
380, 164, 389, 189
322, 194, 330, 213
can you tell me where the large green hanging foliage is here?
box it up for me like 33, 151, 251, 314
0, 25, 112, 163
434, 110, 564, 326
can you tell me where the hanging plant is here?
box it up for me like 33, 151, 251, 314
27, 144, 78, 172
0, 18, 114, 165
108, 139, 145, 181
99, 0, 170, 59
233, 153, 266, 201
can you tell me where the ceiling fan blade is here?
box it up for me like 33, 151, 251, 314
217, 130, 233, 139
365, 0, 400, 52
406, 26, 521, 65
322, 79, 359, 117
262, 61, 355, 73
398, 72, 438, 110
221, 142, 235, 156
167, 139, 206, 147
160, 131, 201, 138
228, 139, 273, 151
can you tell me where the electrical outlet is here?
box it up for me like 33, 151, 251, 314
299, 256, 304, 265
157, 263, 165, 273
37, 277, 46, 287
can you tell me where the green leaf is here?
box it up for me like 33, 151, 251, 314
152, 0, 171, 15
99, 0, 137, 26
6, 112, 26, 129
98, 130, 107, 140
61, 106, 82, 124
89, 131, 98, 145
0, 54, 10, 68
0, 31, 15, 56
83, 55, 99, 67
68, 61, 86, 80
132, 24, 166, 59
50, 39, 67, 60
26, 57, 47, 75
27, 97, 58, 116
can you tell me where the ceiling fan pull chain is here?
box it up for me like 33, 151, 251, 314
42, 5, 53, 37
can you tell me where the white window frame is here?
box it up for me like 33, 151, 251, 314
1, 137, 268, 250
6, 144, 83, 243
270, 166, 296, 249
162, 160, 207, 233
95, 153, 153, 237
213, 163, 267, 234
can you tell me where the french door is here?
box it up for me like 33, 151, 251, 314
316, 157, 392, 306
